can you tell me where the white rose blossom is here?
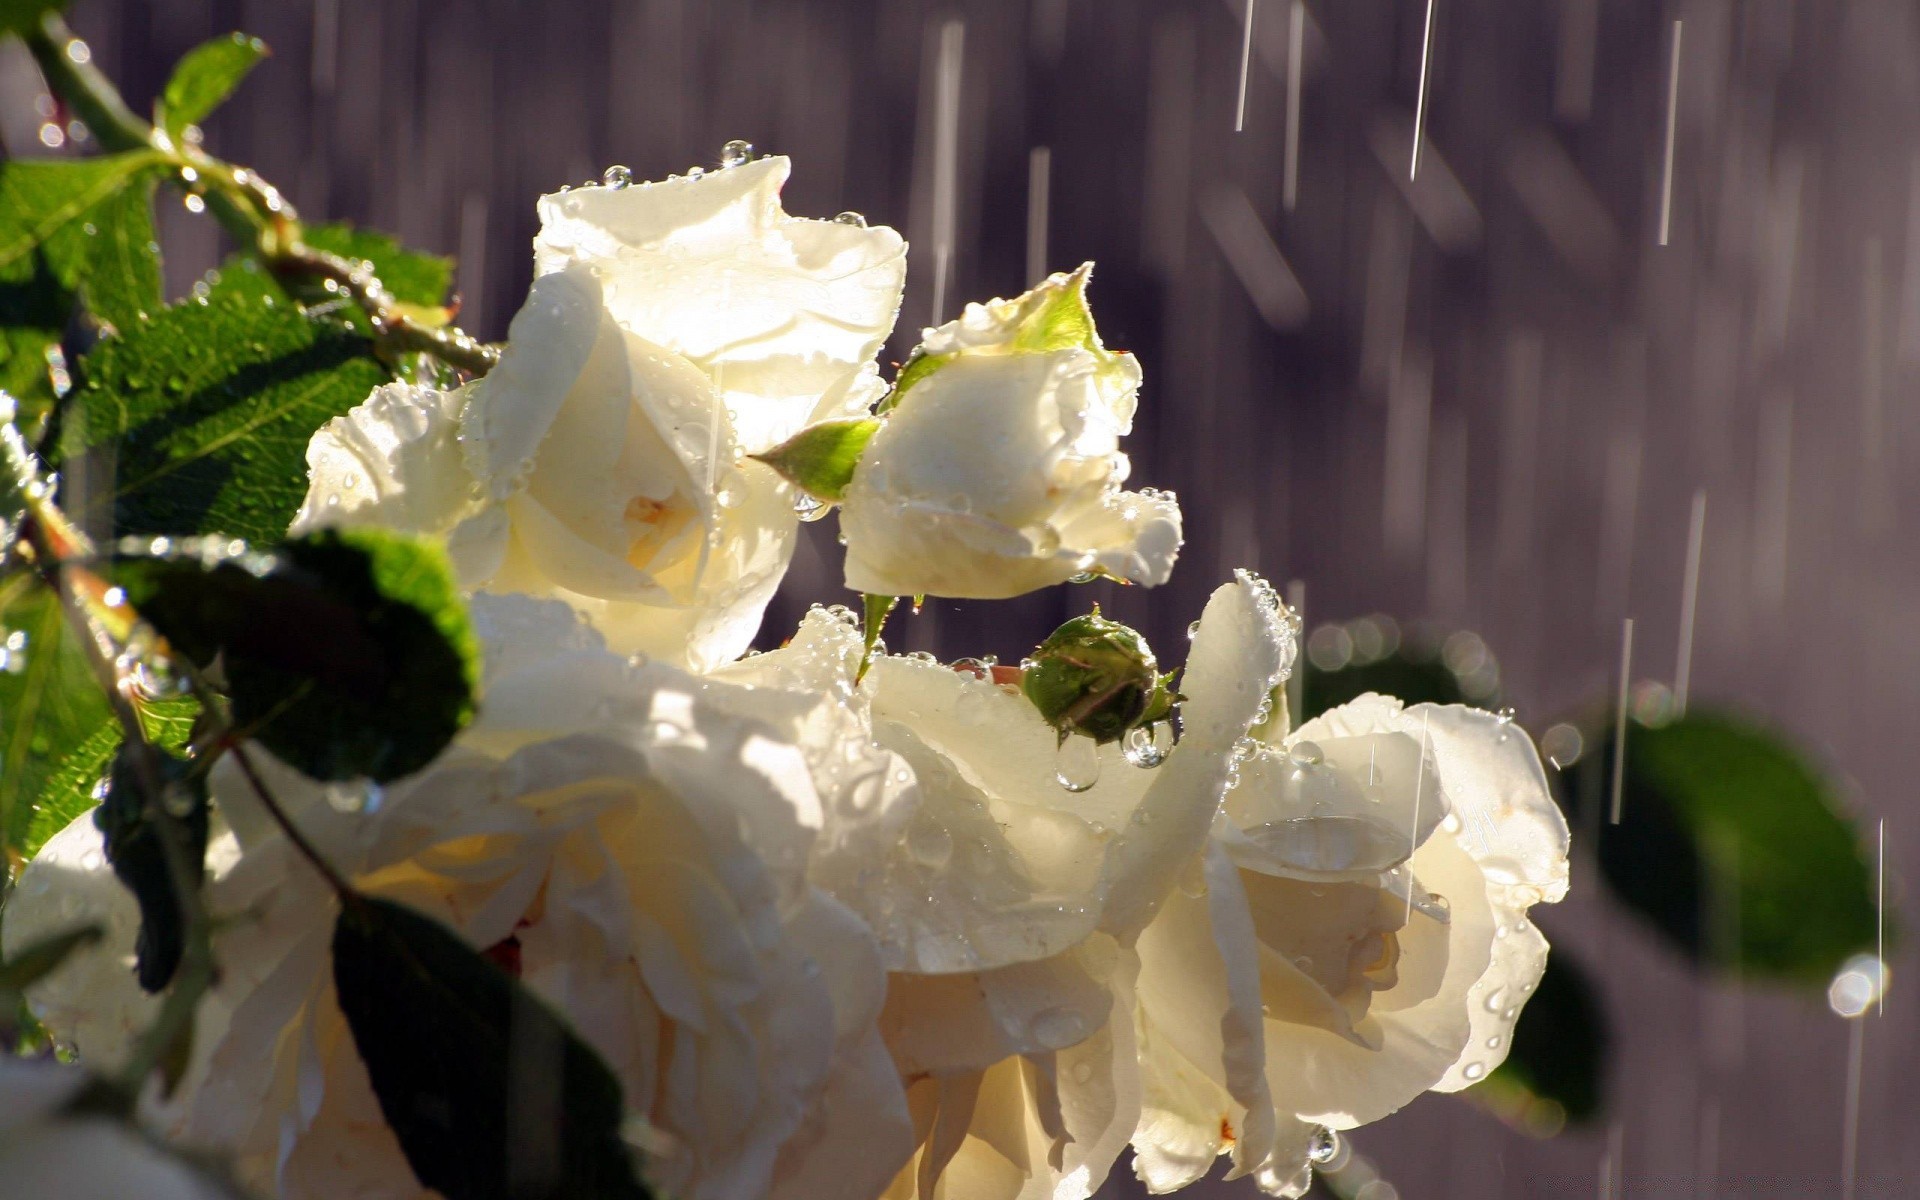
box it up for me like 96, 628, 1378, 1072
296, 156, 906, 669
0, 1058, 233, 1200
715, 573, 1292, 1200
1128, 695, 1572, 1194
837, 266, 1183, 600
5, 596, 915, 1200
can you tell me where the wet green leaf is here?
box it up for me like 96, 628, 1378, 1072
155, 33, 268, 140
0, 588, 111, 863
333, 896, 652, 1200
23, 694, 198, 859
301, 223, 454, 309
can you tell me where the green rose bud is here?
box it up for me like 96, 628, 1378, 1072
1021, 609, 1176, 745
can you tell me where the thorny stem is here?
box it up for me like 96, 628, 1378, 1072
15, 502, 215, 1099
23, 14, 500, 377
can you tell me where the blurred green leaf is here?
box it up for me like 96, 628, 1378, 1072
54, 264, 388, 543
0, 0, 65, 39
0, 150, 167, 423
1477, 951, 1608, 1131
300, 223, 454, 309
1560, 711, 1880, 983
0, 588, 111, 866
332, 896, 652, 1200
1300, 621, 1498, 720
112, 528, 478, 782
155, 32, 267, 140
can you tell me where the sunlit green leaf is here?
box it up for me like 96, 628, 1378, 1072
333, 896, 652, 1200
0, 588, 111, 865
111, 528, 478, 782
300, 223, 454, 309
155, 32, 268, 140
54, 264, 388, 544
23, 694, 197, 859
750, 417, 878, 502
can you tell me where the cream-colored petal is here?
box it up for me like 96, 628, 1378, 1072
535, 156, 907, 454
1408, 702, 1571, 905
291, 381, 475, 538
882, 936, 1122, 1077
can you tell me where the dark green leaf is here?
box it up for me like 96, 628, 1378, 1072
332, 896, 652, 1200
1559, 711, 1880, 983
0, 0, 64, 40
0, 923, 102, 991
93, 742, 207, 991
54, 264, 388, 544
750, 417, 878, 502
301, 223, 454, 309
156, 33, 267, 140
0, 588, 112, 863
0, 151, 166, 422
1481, 951, 1608, 1129
112, 528, 478, 782
24, 694, 198, 859
1299, 622, 1500, 720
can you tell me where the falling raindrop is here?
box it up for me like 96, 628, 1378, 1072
1055, 735, 1101, 793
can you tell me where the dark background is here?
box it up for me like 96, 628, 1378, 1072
7, 0, 1916, 1194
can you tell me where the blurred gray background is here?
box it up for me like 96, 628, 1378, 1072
7, 0, 1916, 1194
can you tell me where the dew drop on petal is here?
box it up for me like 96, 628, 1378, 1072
1055, 735, 1101, 793
1307, 1127, 1341, 1165
601, 164, 633, 188
720, 139, 755, 167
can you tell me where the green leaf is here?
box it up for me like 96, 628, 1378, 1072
0, 588, 112, 864
93, 742, 207, 992
1478, 951, 1609, 1131
301, 223, 454, 309
1008, 263, 1099, 354
0, 0, 65, 38
750, 417, 879, 502
1021, 610, 1165, 745
0, 151, 167, 422
1560, 710, 1880, 983
24, 694, 198, 859
332, 896, 652, 1200
156, 33, 268, 140
0, 923, 102, 991
111, 528, 478, 782
858, 592, 896, 683
54, 264, 388, 544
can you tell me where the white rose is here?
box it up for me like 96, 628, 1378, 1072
298, 156, 906, 669
724, 575, 1290, 1200
1128, 695, 1572, 1195
5, 597, 912, 1200
837, 266, 1183, 599
0, 1058, 232, 1200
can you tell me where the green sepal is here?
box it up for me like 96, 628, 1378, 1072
750, 417, 880, 502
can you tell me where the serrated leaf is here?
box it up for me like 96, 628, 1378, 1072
156, 33, 267, 140
23, 694, 198, 859
1478, 952, 1608, 1131
301, 223, 454, 309
332, 896, 652, 1200
54, 265, 389, 544
750, 417, 878, 502
94, 742, 207, 992
0, 923, 101, 991
111, 528, 478, 782
1560, 710, 1881, 983
0, 588, 112, 862
0, 151, 167, 422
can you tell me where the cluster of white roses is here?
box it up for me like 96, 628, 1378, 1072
5, 155, 1568, 1200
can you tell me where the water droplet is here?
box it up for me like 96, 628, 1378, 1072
833, 211, 867, 227
1124, 722, 1171, 768
1288, 740, 1324, 767
715, 483, 741, 508
719, 139, 755, 167
1054, 735, 1101, 793
1187, 619, 1203, 640
792, 492, 828, 522
1425, 891, 1449, 913
1029, 1006, 1091, 1050
325, 783, 369, 813
601, 164, 633, 188
1486, 1034, 1503, 1050
1462, 1062, 1486, 1081
1071, 1061, 1094, 1084
1307, 1127, 1340, 1165
182, 193, 206, 214
1827, 954, 1888, 1018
